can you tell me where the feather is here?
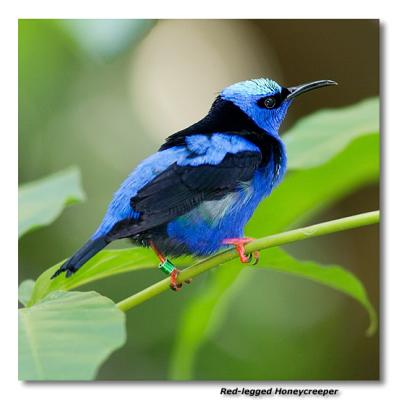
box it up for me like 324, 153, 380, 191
106, 150, 262, 240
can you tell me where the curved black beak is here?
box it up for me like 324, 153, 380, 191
286, 80, 337, 100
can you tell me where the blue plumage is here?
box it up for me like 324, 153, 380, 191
52, 78, 336, 280
93, 133, 262, 240
166, 153, 284, 256
221, 78, 291, 137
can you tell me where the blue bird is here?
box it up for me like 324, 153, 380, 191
52, 78, 337, 290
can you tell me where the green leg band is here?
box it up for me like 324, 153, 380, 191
158, 258, 176, 275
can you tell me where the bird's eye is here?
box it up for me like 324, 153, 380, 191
263, 97, 277, 109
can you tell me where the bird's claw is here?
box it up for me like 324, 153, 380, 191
247, 250, 260, 265
170, 268, 182, 291
153, 245, 192, 291
223, 238, 260, 265
169, 268, 191, 291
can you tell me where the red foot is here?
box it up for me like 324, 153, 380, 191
150, 241, 192, 291
169, 268, 192, 291
170, 268, 183, 291
223, 237, 260, 265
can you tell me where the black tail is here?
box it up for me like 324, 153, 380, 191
51, 236, 110, 279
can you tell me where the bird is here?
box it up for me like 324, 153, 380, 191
51, 78, 337, 290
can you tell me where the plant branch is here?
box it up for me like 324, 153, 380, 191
116, 210, 379, 312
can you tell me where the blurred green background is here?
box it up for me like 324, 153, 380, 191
19, 19, 379, 380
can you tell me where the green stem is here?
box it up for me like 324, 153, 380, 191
117, 210, 379, 312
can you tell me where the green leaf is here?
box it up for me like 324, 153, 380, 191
28, 248, 194, 306
19, 166, 86, 238
248, 133, 379, 236
169, 133, 379, 379
18, 280, 35, 306
170, 247, 377, 379
284, 97, 379, 169
258, 248, 377, 335
19, 291, 126, 380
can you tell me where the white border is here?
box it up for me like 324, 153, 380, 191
4, 1, 398, 399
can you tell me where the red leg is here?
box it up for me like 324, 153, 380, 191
223, 237, 260, 265
149, 241, 191, 291
149, 240, 166, 263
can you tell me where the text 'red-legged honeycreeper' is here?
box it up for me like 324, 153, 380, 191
52, 78, 337, 290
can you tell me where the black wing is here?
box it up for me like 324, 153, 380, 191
106, 151, 262, 240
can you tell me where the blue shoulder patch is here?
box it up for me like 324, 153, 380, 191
180, 134, 260, 166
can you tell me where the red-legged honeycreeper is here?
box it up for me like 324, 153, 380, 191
52, 78, 337, 290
